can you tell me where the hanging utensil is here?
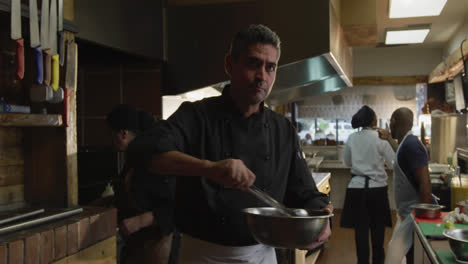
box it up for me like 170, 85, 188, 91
49, 0, 59, 92
41, 0, 51, 86
10, 0, 24, 80
29, 0, 42, 84
58, 0, 65, 66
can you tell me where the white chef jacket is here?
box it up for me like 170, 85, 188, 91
343, 128, 395, 188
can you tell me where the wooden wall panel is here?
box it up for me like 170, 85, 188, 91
81, 119, 111, 147
122, 65, 162, 118
0, 185, 24, 204
0, 166, 24, 186
78, 45, 163, 148
81, 70, 121, 117
0, 128, 24, 205
23, 127, 67, 207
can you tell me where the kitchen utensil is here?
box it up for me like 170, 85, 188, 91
29, 0, 42, 84
49, 86, 64, 103
30, 83, 53, 102
11, 0, 24, 80
443, 229, 468, 262
412, 203, 445, 219
49, 0, 59, 92
247, 185, 308, 216
58, 0, 65, 66
41, 0, 51, 86
243, 207, 333, 248
29, 0, 51, 103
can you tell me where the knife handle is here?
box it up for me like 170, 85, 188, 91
59, 31, 65, 66
51, 54, 59, 91
43, 49, 51, 86
15, 38, 24, 80
34, 46, 43, 84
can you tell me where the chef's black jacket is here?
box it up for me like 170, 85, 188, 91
135, 86, 329, 246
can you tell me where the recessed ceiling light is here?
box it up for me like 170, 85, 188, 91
385, 29, 430, 45
389, 0, 447, 18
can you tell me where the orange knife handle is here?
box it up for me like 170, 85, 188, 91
15, 38, 24, 80
43, 49, 51, 86
51, 54, 59, 91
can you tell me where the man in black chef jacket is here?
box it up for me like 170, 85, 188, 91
134, 24, 332, 264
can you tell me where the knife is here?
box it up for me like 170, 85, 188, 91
29, 0, 42, 84
41, 0, 51, 86
49, 0, 59, 92
58, 0, 65, 66
10, 0, 24, 80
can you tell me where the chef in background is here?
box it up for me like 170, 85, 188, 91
380, 107, 432, 264
341, 105, 394, 264
106, 104, 178, 264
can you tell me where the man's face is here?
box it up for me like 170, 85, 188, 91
226, 43, 279, 105
111, 130, 130, 152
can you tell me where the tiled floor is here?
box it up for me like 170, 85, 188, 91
316, 210, 398, 264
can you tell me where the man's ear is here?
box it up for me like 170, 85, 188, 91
225, 54, 232, 77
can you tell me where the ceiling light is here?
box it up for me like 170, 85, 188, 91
389, 0, 447, 18
385, 29, 430, 45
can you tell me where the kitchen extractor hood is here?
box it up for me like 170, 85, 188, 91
165, 0, 352, 105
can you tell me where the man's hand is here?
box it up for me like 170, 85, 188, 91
119, 211, 155, 237
378, 123, 391, 140
302, 204, 334, 250
377, 123, 399, 152
205, 159, 256, 190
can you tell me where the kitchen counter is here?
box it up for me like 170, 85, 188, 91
319, 160, 349, 169
294, 171, 332, 264
412, 212, 460, 263
312, 172, 331, 191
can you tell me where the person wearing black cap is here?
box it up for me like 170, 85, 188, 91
106, 104, 178, 264
340, 105, 394, 264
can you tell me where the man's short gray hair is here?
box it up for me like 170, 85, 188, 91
228, 24, 281, 60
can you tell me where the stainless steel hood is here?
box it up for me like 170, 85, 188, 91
165, 0, 352, 105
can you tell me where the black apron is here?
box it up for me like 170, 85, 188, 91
340, 174, 392, 228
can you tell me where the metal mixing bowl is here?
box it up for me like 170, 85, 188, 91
242, 207, 333, 249
411, 203, 445, 219
443, 229, 468, 262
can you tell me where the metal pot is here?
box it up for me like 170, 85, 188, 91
411, 203, 445, 219
242, 207, 333, 249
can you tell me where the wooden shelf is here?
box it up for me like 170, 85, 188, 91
0, 113, 63, 127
